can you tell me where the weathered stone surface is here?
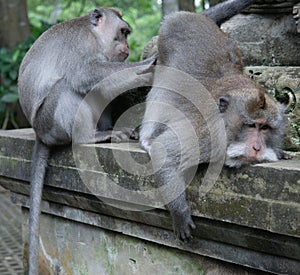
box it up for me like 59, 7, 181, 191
17, 195, 300, 275
20, 206, 277, 275
294, 3, 300, 32
221, 13, 299, 66
244, 0, 299, 14
1, 129, 299, 235
141, 36, 158, 61
0, 129, 300, 274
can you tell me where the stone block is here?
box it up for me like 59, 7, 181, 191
1, 129, 300, 274
221, 13, 299, 66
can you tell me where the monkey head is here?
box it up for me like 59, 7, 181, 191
90, 7, 132, 62
219, 88, 287, 168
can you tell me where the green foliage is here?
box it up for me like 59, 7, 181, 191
0, 23, 50, 128
0, 44, 27, 127
27, 0, 161, 60
125, 6, 161, 61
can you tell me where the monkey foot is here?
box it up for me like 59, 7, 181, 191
95, 128, 138, 143
172, 208, 196, 241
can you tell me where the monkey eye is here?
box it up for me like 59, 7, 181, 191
260, 124, 269, 130
121, 28, 130, 37
247, 123, 256, 128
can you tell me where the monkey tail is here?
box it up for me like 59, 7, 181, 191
28, 137, 50, 275
202, 0, 256, 26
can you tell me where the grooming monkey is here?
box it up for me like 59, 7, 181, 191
18, 7, 156, 274
140, 0, 290, 240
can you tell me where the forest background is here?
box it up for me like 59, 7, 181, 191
0, 0, 223, 129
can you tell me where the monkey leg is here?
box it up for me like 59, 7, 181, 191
149, 130, 196, 241
167, 187, 196, 241
154, 168, 196, 241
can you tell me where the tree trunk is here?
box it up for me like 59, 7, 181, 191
162, 0, 179, 17
0, 0, 31, 49
209, 0, 225, 7
179, 0, 195, 12
162, 0, 195, 17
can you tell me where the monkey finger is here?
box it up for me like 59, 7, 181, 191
130, 129, 139, 140
283, 154, 292, 160
183, 220, 196, 241
136, 66, 155, 76
123, 131, 138, 140
190, 220, 196, 230
181, 228, 191, 242
111, 131, 131, 143
174, 222, 194, 242
94, 131, 117, 143
149, 53, 158, 65
280, 151, 292, 160
141, 53, 158, 66
136, 72, 154, 87
178, 228, 191, 242
114, 127, 139, 140
136, 55, 157, 75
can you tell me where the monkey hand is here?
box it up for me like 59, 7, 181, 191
136, 54, 157, 76
127, 68, 154, 88
113, 127, 139, 140
99, 64, 155, 96
171, 206, 196, 241
140, 53, 158, 67
110, 130, 131, 142
277, 149, 292, 160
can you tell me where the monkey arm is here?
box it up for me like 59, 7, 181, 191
69, 55, 156, 96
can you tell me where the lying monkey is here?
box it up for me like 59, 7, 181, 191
140, 0, 290, 240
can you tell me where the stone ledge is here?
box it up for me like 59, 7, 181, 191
0, 129, 299, 274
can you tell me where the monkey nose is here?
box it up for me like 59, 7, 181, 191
252, 145, 261, 152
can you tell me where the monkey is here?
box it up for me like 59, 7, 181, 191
139, 0, 290, 241
18, 7, 156, 274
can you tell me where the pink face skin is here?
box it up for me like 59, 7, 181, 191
93, 10, 132, 62
244, 121, 269, 160
114, 29, 130, 61
225, 119, 278, 167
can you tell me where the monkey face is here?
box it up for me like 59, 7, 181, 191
218, 88, 286, 168
225, 122, 279, 167
90, 7, 131, 62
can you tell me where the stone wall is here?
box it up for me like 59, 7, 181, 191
0, 129, 299, 274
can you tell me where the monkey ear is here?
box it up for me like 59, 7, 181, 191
90, 9, 103, 26
258, 90, 266, 109
218, 96, 230, 113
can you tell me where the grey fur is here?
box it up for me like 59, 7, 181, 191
140, 0, 286, 240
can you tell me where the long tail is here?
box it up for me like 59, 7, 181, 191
202, 0, 256, 26
29, 137, 50, 275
